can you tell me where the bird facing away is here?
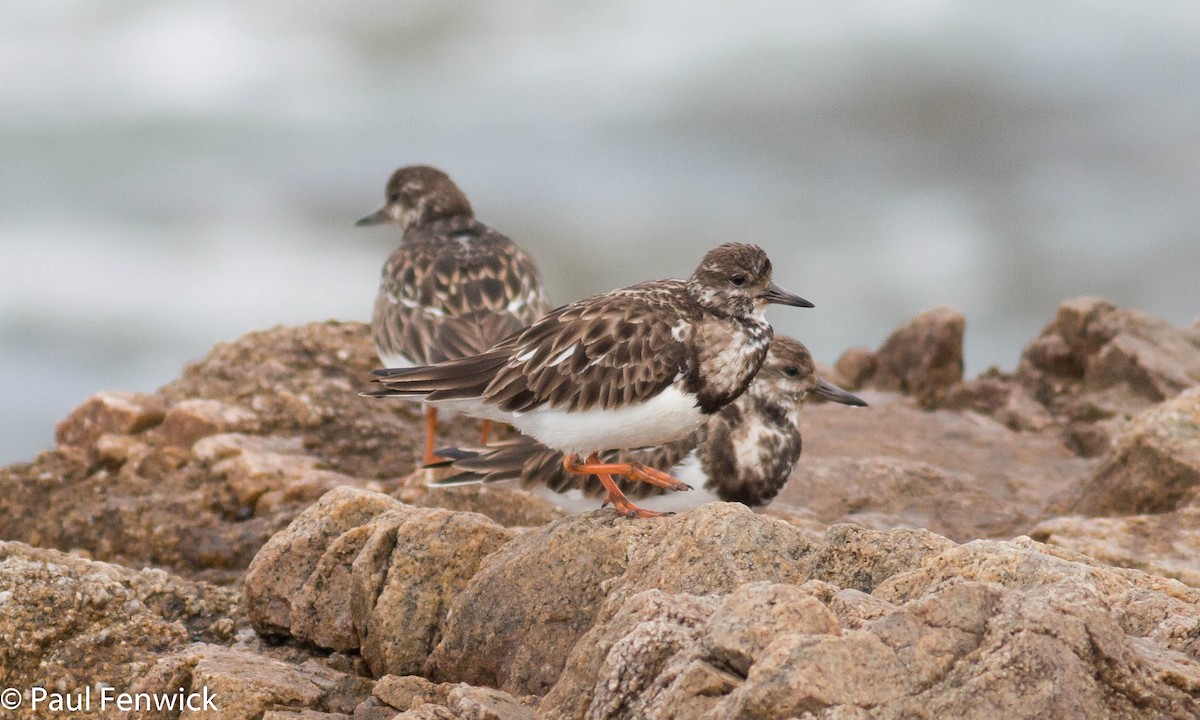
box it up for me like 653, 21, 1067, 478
357, 165, 549, 465
364, 242, 813, 517
432, 335, 868, 508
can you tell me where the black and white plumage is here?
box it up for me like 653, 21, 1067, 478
357, 165, 549, 463
364, 242, 813, 517
433, 336, 867, 508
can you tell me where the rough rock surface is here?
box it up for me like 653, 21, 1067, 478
1018, 297, 1200, 408
860, 305, 966, 407
246, 486, 515, 677
537, 526, 1200, 720
778, 392, 1097, 540
0, 322, 495, 583
1024, 388, 1200, 587
1031, 507, 1200, 588
999, 297, 1200, 453
1071, 386, 1200, 515
0, 541, 244, 719
1, 303, 1199, 718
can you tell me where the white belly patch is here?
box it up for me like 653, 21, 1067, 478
508, 384, 705, 456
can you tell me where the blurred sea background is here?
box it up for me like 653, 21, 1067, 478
3, 1, 1199, 464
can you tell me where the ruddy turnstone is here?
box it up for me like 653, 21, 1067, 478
364, 242, 812, 517
357, 165, 549, 464
432, 336, 867, 508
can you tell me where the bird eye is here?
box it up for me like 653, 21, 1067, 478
782, 366, 799, 377
729, 274, 747, 287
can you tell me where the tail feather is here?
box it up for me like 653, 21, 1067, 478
428, 438, 542, 485
430, 471, 491, 487
370, 349, 510, 399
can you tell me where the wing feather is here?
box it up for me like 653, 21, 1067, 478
372, 216, 549, 365
482, 281, 698, 413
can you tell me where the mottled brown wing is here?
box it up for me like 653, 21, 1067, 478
482, 281, 700, 413
373, 216, 548, 366
699, 398, 802, 506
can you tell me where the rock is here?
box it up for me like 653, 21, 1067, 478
700, 582, 839, 677
427, 511, 958, 700
1070, 387, 1200, 515
245, 486, 402, 642
598, 504, 817, 614
940, 371, 1056, 432
244, 486, 514, 677
0, 540, 243, 711
54, 390, 166, 449
777, 392, 1097, 539
832, 346, 876, 390
373, 675, 446, 711
429, 504, 822, 697
355, 696, 412, 720
865, 307, 965, 407
539, 589, 721, 720
784, 456, 1014, 541
722, 580, 1192, 720
155, 398, 260, 449
350, 506, 514, 677
158, 321, 481, 480
201, 433, 362, 514
390, 705, 456, 720
130, 643, 373, 720
414, 485, 568, 528
445, 684, 535, 720
0, 322, 458, 583
1031, 508, 1200, 587
804, 524, 956, 593
539, 533, 1200, 720
1016, 297, 1200, 453
1019, 297, 1200, 405
264, 712, 352, 720
873, 536, 1200, 661
370, 677, 533, 720
424, 510, 656, 695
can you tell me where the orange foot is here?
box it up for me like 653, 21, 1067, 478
562, 453, 690, 518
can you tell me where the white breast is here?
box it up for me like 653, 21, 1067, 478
506, 384, 706, 456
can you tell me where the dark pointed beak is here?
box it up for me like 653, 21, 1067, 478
355, 207, 392, 226
811, 377, 868, 407
760, 282, 814, 308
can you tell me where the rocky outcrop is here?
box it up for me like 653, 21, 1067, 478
246, 497, 1200, 718
0, 322, 494, 583
849, 298, 1200, 456
1, 302, 1199, 718
778, 391, 1098, 540
1017, 297, 1200, 409
534, 522, 1200, 719
1028, 387, 1200, 586
950, 297, 1200, 453
1070, 386, 1200, 515
245, 487, 515, 677
833, 306, 965, 408
0, 541, 245, 719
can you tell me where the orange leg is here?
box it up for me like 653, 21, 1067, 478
564, 454, 691, 492
422, 406, 443, 466
562, 453, 690, 518
479, 419, 494, 445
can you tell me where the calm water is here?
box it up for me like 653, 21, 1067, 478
3, 1, 1199, 464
